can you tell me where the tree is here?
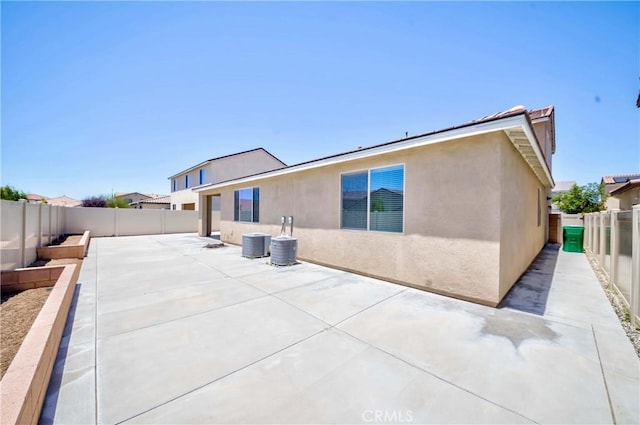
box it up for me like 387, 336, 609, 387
82, 196, 107, 207
106, 196, 130, 208
0, 185, 27, 201
552, 183, 607, 214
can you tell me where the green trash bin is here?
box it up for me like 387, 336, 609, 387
563, 226, 584, 253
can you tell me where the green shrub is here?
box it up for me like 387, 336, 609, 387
1, 185, 27, 201
106, 196, 130, 208
552, 183, 607, 214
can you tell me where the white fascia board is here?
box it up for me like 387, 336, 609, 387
168, 160, 210, 180
195, 114, 550, 193
517, 115, 554, 186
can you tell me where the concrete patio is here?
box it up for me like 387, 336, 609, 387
41, 234, 639, 424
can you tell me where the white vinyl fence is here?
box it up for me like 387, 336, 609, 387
1, 200, 197, 271
584, 205, 640, 325
1, 200, 66, 271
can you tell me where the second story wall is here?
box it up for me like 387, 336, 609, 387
532, 120, 554, 174
169, 148, 286, 194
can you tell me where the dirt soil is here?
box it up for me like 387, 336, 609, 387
1, 257, 83, 378
50, 234, 83, 247
1, 287, 52, 379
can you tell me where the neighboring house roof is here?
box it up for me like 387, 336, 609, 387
195, 105, 555, 192
115, 192, 152, 199
610, 179, 640, 196
130, 195, 171, 205
47, 195, 82, 207
601, 173, 640, 194
601, 173, 640, 185
26, 193, 47, 201
552, 180, 577, 192
168, 148, 286, 180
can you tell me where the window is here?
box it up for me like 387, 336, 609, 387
199, 169, 205, 185
234, 187, 260, 222
341, 165, 404, 233
172, 204, 176, 210
185, 175, 190, 189
172, 179, 177, 192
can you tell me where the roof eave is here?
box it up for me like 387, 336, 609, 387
195, 113, 554, 193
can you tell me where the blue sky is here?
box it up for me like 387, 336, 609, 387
2, 1, 638, 199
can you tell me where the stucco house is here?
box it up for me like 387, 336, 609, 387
168, 148, 286, 211
130, 195, 171, 209
26, 193, 47, 204
114, 192, 153, 205
602, 174, 640, 210
47, 195, 82, 207
608, 179, 640, 210
194, 105, 556, 307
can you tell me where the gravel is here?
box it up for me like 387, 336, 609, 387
586, 252, 640, 358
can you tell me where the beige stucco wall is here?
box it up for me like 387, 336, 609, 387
532, 121, 553, 174
170, 189, 198, 210
135, 203, 169, 210
117, 193, 150, 204
498, 136, 547, 301
611, 188, 640, 210
171, 149, 285, 210
205, 134, 513, 305
201, 131, 550, 306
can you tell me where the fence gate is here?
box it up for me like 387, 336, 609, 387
548, 213, 561, 243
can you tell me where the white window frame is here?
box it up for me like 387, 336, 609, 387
339, 163, 405, 234
235, 186, 259, 223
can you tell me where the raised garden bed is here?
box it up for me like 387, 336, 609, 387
36, 230, 90, 260
0, 256, 82, 425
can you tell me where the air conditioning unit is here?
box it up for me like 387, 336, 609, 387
242, 233, 271, 258
270, 236, 297, 266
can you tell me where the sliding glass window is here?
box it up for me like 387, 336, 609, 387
341, 165, 404, 233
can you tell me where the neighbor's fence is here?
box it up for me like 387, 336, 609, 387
1, 200, 198, 271
584, 205, 640, 325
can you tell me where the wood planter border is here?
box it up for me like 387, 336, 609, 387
36, 230, 90, 260
0, 264, 79, 425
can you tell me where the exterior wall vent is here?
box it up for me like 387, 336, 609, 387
241, 233, 271, 258
270, 236, 297, 266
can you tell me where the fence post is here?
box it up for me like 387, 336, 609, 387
609, 210, 619, 290
589, 213, 595, 254
599, 212, 606, 267
584, 213, 590, 252
161, 208, 166, 234
114, 208, 119, 237
19, 199, 27, 268
631, 205, 640, 326
37, 202, 43, 248
586, 213, 592, 252
47, 205, 52, 245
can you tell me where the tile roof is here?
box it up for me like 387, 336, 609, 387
47, 195, 82, 207
132, 195, 171, 204
196, 104, 555, 191
528, 106, 554, 120
601, 173, 640, 184
610, 179, 640, 195
26, 193, 47, 201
